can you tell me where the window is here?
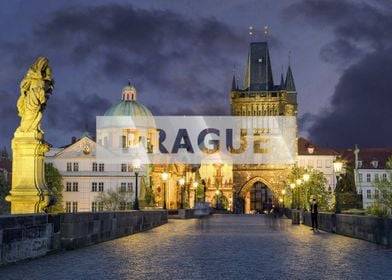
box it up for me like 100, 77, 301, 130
66, 202, 72, 213
99, 163, 105, 172
127, 182, 133, 192
325, 160, 331, 168
92, 182, 97, 192
72, 202, 78, 212
375, 173, 379, 181
317, 160, 322, 168
98, 182, 104, 192
375, 189, 379, 199
92, 202, 97, 212
308, 160, 314, 168
299, 160, 305, 167
98, 202, 103, 211
366, 189, 371, 199
72, 182, 79, 192
121, 164, 127, 172
66, 162, 72, 172
359, 173, 363, 182
73, 162, 79, 172
366, 173, 371, 182
120, 182, 127, 192
92, 162, 98, 172
383, 173, 387, 181
66, 182, 72, 192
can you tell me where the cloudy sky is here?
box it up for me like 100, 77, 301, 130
0, 0, 391, 149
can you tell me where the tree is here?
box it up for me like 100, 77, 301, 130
370, 157, 392, 217
95, 188, 134, 211
45, 163, 64, 213
144, 186, 155, 207
286, 166, 331, 211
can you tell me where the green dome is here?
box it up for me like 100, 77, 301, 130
104, 100, 153, 117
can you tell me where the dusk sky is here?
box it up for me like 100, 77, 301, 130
0, 0, 391, 149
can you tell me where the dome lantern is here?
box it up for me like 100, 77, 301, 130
122, 80, 137, 101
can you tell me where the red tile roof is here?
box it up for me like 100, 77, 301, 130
298, 137, 339, 156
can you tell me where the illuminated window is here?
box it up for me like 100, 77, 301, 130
308, 160, 314, 168
127, 182, 133, 192
92, 202, 97, 212
325, 160, 331, 168
121, 164, 127, 172
317, 160, 322, 168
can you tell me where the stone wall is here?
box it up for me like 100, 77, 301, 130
0, 210, 167, 266
301, 212, 392, 246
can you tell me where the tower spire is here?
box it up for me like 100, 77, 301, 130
231, 75, 236, 91
285, 64, 296, 92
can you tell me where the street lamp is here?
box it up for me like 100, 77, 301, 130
179, 177, 185, 209
132, 158, 141, 210
303, 174, 310, 210
281, 189, 286, 208
296, 179, 302, 210
290, 183, 295, 209
161, 172, 169, 210
334, 157, 343, 213
193, 181, 198, 207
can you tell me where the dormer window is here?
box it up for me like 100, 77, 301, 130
307, 146, 314, 154
371, 160, 378, 168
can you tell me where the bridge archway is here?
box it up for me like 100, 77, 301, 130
238, 176, 276, 214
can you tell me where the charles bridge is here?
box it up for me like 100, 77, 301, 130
1, 213, 392, 280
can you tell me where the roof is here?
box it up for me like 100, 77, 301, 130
243, 42, 274, 91
341, 147, 392, 169
104, 100, 153, 117
298, 137, 339, 156
285, 65, 296, 92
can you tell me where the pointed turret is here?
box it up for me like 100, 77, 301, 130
280, 73, 285, 89
231, 75, 236, 91
243, 42, 274, 91
285, 65, 296, 92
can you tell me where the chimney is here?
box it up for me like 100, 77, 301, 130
72, 136, 77, 144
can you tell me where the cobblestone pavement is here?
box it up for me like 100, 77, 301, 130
1, 215, 392, 280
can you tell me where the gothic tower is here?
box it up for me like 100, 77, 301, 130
230, 41, 297, 213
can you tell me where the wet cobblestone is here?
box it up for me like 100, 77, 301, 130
1, 214, 392, 280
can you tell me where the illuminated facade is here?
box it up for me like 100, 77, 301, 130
230, 41, 298, 213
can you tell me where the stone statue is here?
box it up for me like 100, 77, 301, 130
6, 57, 55, 214
16, 57, 54, 133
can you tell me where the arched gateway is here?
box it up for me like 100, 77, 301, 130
238, 176, 276, 214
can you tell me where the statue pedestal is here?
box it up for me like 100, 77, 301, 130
6, 131, 52, 214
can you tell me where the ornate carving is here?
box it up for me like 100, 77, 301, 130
17, 57, 54, 133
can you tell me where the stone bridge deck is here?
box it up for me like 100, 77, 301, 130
1, 215, 392, 280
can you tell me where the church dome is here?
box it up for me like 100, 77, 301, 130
104, 82, 153, 117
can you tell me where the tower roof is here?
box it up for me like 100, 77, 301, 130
243, 42, 274, 91
231, 75, 236, 91
285, 65, 296, 92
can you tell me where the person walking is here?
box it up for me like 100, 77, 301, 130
310, 198, 318, 231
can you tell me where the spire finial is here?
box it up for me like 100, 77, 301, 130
264, 25, 269, 41
288, 50, 291, 66
128, 80, 131, 86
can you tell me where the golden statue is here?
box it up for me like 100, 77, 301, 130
16, 57, 54, 133
6, 57, 55, 214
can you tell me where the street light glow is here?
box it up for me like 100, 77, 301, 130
161, 172, 169, 181
303, 173, 310, 182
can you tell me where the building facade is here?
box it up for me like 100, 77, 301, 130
230, 41, 297, 213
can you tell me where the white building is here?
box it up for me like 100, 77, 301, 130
343, 147, 392, 209
46, 83, 153, 212
297, 138, 339, 192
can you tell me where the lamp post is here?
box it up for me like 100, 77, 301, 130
290, 183, 295, 209
281, 189, 286, 209
303, 173, 310, 210
161, 172, 169, 209
333, 157, 343, 214
179, 177, 185, 209
193, 181, 198, 208
132, 158, 141, 210
296, 179, 302, 210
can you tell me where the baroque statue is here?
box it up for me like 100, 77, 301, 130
16, 57, 54, 133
